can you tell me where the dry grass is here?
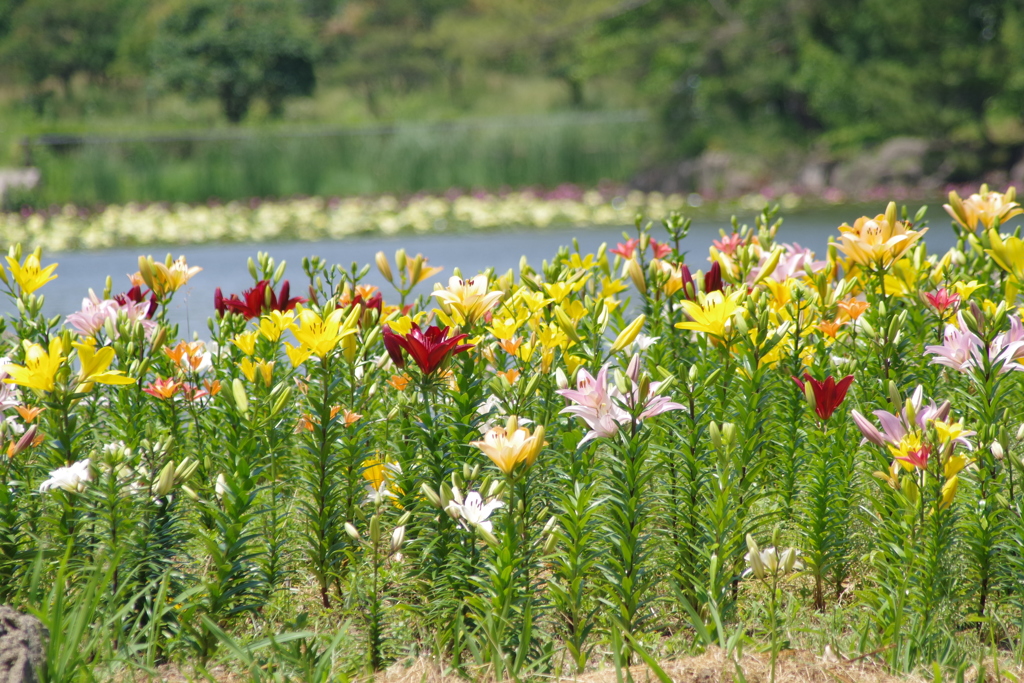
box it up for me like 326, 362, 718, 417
107, 646, 1024, 682
375, 647, 1024, 683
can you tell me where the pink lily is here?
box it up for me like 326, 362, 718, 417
557, 362, 682, 445
851, 386, 973, 450
557, 366, 630, 444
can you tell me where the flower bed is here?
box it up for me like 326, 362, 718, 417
1, 185, 1023, 680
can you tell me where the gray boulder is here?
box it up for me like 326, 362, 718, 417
0, 606, 47, 683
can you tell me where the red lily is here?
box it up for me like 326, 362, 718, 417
114, 285, 158, 319
382, 324, 473, 375
792, 373, 855, 421
215, 280, 305, 319
340, 291, 383, 326
679, 264, 697, 300
704, 261, 724, 294
923, 287, 960, 315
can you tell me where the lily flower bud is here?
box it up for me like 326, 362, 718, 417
745, 535, 765, 580
610, 315, 646, 354
904, 398, 917, 428
887, 381, 902, 409
391, 526, 406, 554
991, 441, 1004, 461
154, 461, 176, 498
478, 525, 500, 548
420, 483, 441, 508
231, 378, 249, 416
8, 425, 36, 458
709, 422, 723, 450
369, 515, 381, 545
375, 251, 394, 283
555, 367, 569, 391
543, 531, 558, 555
554, 307, 584, 346
781, 548, 799, 574
722, 422, 737, 447
440, 482, 454, 509
344, 522, 360, 540
626, 353, 641, 382
626, 258, 647, 295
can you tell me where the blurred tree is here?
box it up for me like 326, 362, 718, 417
321, 0, 466, 117
0, 0, 127, 97
430, 0, 631, 108
593, 0, 1024, 156
151, 0, 317, 122
0, 0, 27, 43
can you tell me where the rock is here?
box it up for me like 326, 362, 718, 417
829, 137, 931, 194
0, 168, 41, 209
0, 606, 47, 683
1009, 152, 1024, 188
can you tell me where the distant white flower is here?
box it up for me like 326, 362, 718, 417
39, 459, 92, 493
631, 334, 661, 353
446, 490, 504, 534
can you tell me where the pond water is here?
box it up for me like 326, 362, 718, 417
13, 203, 1009, 335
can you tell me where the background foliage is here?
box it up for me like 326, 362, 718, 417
1, 0, 1022, 159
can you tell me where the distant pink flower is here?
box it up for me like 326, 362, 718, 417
610, 239, 640, 259
650, 239, 672, 259
895, 444, 931, 471
926, 313, 1024, 374
756, 243, 826, 283
926, 317, 984, 372
66, 290, 155, 338
713, 233, 743, 255
992, 315, 1024, 367
0, 360, 20, 412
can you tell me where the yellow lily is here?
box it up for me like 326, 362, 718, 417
945, 185, 1024, 233
561, 252, 598, 270
74, 341, 136, 387
881, 259, 922, 298
940, 476, 959, 509
542, 281, 574, 305
952, 280, 985, 301
513, 289, 553, 313
764, 278, 795, 311
3, 338, 65, 392
675, 290, 744, 339
835, 202, 927, 269
284, 342, 313, 368
488, 312, 528, 341
985, 229, 1024, 282
5, 253, 58, 295
292, 306, 359, 359
258, 310, 296, 342
232, 331, 258, 356
138, 255, 202, 297
470, 417, 545, 475
431, 276, 503, 326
